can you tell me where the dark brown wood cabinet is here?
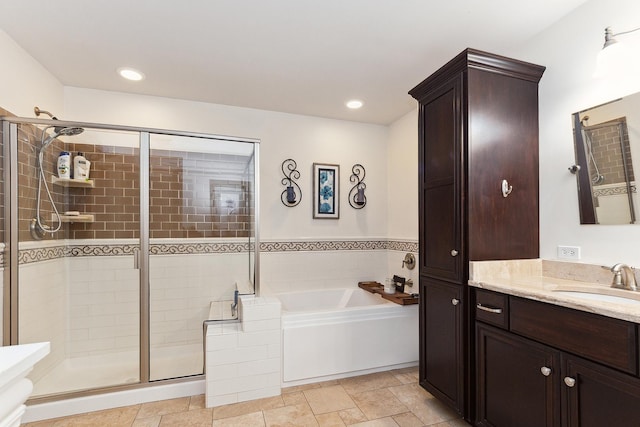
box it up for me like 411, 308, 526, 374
475, 289, 640, 427
420, 278, 464, 409
409, 49, 545, 418
476, 324, 561, 427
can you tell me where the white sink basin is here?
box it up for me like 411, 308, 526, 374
553, 289, 640, 304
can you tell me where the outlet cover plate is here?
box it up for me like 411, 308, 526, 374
557, 245, 581, 260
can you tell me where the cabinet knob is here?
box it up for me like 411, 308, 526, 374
540, 366, 552, 377
451, 298, 460, 306
564, 377, 576, 387
450, 249, 459, 257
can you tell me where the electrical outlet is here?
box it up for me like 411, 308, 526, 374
557, 245, 581, 260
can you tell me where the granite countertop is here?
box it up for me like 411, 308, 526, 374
469, 259, 640, 324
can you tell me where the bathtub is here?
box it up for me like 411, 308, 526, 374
276, 287, 418, 386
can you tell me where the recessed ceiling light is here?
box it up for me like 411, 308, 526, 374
118, 67, 145, 81
346, 100, 363, 109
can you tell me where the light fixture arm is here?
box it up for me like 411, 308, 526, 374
603, 26, 640, 48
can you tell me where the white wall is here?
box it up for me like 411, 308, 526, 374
0, 29, 63, 117
508, 0, 640, 265
63, 87, 390, 241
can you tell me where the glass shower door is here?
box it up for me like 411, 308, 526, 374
14, 123, 142, 397
148, 133, 256, 381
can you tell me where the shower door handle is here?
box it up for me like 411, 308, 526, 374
133, 248, 140, 270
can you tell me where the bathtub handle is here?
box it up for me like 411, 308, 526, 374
451, 298, 460, 306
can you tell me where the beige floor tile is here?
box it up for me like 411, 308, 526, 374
212, 395, 284, 420
137, 397, 190, 419
349, 417, 400, 427
212, 411, 265, 427
189, 394, 206, 410
338, 407, 368, 425
282, 391, 308, 406
430, 419, 470, 427
51, 405, 140, 427
392, 412, 424, 427
263, 403, 318, 427
158, 408, 213, 426
304, 385, 356, 415
388, 384, 458, 425
340, 372, 402, 395
132, 416, 161, 427
282, 382, 323, 394
351, 388, 409, 420
315, 412, 346, 427
22, 421, 56, 427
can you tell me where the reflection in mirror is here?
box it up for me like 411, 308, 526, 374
572, 94, 640, 224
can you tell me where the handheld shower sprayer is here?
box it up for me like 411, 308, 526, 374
31, 124, 85, 240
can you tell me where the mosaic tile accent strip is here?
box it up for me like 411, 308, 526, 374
149, 242, 251, 255
592, 184, 637, 197
259, 240, 388, 252
15, 239, 418, 264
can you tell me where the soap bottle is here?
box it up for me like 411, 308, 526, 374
73, 152, 90, 180
57, 151, 71, 179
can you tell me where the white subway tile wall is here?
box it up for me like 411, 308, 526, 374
205, 296, 282, 408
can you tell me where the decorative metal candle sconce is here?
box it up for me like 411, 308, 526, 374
348, 163, 367, 209
281, 159, 301, 207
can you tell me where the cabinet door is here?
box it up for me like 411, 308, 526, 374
418, 76, 464, 283
420, 278, 464, 413
476, 324, 561, 427
563, 355, 640, 427
467, 68, 540, 260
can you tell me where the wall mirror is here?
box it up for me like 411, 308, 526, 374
572, 92, 640, 224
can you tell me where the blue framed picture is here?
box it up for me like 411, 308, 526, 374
313, 163, 339, 219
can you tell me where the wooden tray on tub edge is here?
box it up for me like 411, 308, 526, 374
358, 281, 419, 305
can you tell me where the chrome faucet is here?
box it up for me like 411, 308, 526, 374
610, 263, 637, 291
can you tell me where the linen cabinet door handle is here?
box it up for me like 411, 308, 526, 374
540, 367, 552, 377
450, 249, 458, 257
451, 298, 460, 306
564, 377, 576, 387
476, 303, 502, 314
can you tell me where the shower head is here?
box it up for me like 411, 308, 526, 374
41, 126, 85, 149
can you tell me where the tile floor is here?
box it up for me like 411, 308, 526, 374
22, 367, 470, 427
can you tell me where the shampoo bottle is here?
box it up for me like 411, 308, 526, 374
73, 152, 90, 180
57, 151, 71, 179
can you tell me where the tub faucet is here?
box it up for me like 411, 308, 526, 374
230, 290, 239, 318
610, 263, 637, 291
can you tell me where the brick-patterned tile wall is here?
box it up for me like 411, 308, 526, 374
9, 122, 254, 242
588, 119, 634, 185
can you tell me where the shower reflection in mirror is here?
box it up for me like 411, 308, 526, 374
572, 96, 639, 224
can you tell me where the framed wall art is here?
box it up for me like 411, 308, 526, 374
313, 163, 339, 219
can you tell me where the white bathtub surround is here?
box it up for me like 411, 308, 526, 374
277, 288, 418, 386
0, 342, 49, 427
205, 296, 281, 408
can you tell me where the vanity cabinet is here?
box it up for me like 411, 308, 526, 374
475, 288, 640, 427
409, 49, 545, 417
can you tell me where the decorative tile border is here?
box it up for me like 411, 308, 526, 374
14, 239, 418, 265
593, 184, 637, 197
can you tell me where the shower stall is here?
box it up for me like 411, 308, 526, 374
1, 115, 259, 400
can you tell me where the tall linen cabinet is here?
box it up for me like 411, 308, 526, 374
409, 49, 545, 419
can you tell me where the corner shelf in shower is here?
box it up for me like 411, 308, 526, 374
52, 213, 95, 223
51, 175, 95, 188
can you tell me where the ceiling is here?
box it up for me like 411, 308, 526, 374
0, 0, 588, 125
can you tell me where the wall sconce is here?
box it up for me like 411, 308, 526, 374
348, 163, 366, 209
281, 159, 301, 207
594, 26, 640, 77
